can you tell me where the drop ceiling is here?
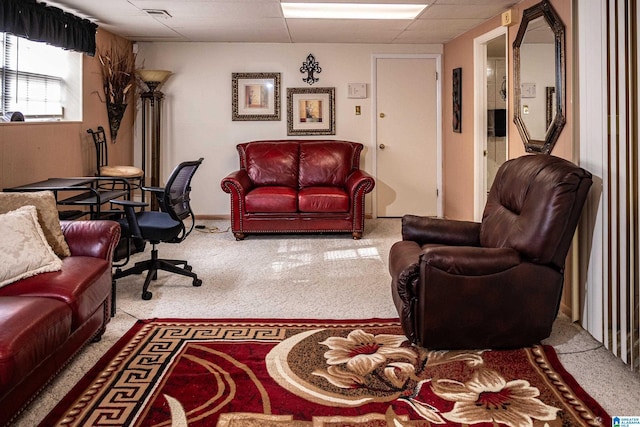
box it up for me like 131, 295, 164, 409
41, 0, 519, 44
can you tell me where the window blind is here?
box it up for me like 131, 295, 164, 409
1, 32, 64, 117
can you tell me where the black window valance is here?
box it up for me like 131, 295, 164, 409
0, 0, 97, 56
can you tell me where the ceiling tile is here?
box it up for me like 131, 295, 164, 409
408, 18, 486, 32
37, 0, 519, 44
421, 4, 507, 20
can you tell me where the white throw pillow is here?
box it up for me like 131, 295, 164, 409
0, 205, 63, 288
0, 191, 71, 257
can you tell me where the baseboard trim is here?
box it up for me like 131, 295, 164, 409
195, 214, 230, 220
196, 214, 375, 220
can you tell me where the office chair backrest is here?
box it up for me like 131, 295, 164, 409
163, 158, 204, 226
87, 126, 109, 173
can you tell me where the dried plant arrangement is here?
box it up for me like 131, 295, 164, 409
97, 45, 136, 142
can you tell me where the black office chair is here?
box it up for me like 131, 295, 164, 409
112, 158, 204, 301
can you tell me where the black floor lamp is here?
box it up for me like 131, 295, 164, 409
137, 69, 172, 211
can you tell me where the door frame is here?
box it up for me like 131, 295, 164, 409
371, 53, 443, 218
473, 27, 508, 221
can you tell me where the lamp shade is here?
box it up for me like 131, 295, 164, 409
136, 69, 173, 92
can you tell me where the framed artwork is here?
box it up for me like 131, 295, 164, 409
232, 72, 280, 121
452, 67, 462, 133
287, 87, 335, 135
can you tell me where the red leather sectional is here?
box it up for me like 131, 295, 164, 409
0, 220, 120, 426
221, 140, 375, 240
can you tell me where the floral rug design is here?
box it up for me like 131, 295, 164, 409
41, 319, 610, 427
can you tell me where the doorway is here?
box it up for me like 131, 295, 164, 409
473, 28, 508, 221
373, 54, 442, 218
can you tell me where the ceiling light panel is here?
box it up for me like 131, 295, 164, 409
281, 3, 428, 20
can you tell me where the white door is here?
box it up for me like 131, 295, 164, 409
376, 57, 438, 217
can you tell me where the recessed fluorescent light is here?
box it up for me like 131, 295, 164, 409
281, 3, 427, 20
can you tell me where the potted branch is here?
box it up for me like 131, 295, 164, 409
97, 46, 136, 143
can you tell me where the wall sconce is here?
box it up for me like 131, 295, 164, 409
137, 69, 172, 210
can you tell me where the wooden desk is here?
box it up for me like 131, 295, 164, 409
4, 177, 130, 220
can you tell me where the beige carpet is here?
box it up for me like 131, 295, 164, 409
11, 219, 640, 426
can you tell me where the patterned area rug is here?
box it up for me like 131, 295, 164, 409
41, 319, 610, 427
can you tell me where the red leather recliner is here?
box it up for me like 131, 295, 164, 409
389, 154, 593, 349
221, 140, 375, 240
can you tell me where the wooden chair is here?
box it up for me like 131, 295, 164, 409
87, 126, 143, 198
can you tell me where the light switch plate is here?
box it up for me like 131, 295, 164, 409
348, 83, 367, 99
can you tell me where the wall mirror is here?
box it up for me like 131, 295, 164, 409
513, 0, 565, 153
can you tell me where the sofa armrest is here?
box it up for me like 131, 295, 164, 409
220, 170, 253, 195
402, 214, 481, 247
221, 170, 254, 234
61, 220, 121, 261
345, 169, 375, 196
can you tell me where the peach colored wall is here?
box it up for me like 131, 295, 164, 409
442, 0, 573, 220
0, 29, 135, 190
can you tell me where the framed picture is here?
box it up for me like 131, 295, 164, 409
232, 72, 280, 121
287, 87, 335, 135
452, 67, 462, 133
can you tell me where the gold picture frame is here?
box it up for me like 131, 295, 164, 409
287, 87, 335, 135
232, 72, 280, 121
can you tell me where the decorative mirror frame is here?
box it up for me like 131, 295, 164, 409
513, 0, 566, 154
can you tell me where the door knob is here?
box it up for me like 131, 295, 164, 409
379, 144, 386, 149
379, 113, 385, 118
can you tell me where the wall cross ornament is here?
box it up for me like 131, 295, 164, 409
300, 54, 321, 85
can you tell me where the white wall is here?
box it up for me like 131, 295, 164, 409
135, 42, 442, 216
519, 43, 555, 139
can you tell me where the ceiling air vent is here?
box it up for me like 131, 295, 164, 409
143, 9, 172, 19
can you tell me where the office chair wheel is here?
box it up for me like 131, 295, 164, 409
185, 265, 193, 272
142, 290, 153, 300
193, 278, 202, 287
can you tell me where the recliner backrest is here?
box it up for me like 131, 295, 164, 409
479, 154, 592, 270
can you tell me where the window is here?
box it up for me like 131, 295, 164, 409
1, 32, 82, 121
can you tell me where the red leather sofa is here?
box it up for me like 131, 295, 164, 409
221, 140, 375, 240
0, 220, 120, 426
